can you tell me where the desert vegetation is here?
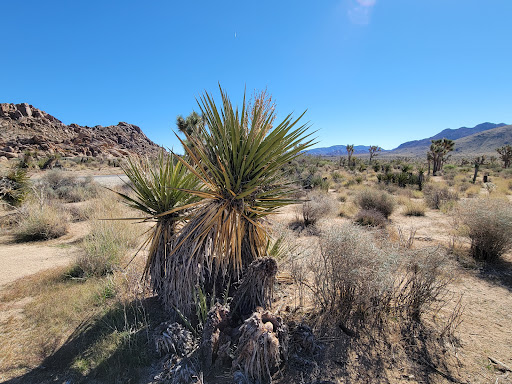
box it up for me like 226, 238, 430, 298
1, 90, 512, 384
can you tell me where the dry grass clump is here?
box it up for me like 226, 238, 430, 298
299, 191, 338, 226
355, 188, 395, 218
14, 202, 69, 242
463, 184, 481, 198
38, 170, 99, 202
309, 223, 451, 325
402, 199, 426, 216
457, 198, 512, 262
76, 196, 141, 277
423, 183, 458, 209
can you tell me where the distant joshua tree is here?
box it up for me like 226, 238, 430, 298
176, 111, 206, 156
428, 139, 454, 175
346, 144, 354, 166
368, 146, 382, 163
176, 111, 205, 137
496, 145, 512, 168
472, 156, 486, 183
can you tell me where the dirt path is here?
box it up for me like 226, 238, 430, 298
0, 222, 86, 289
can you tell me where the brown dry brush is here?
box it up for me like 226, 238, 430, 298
309, 223, 454, 328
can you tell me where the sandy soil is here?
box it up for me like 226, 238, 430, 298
0, 221, 86, 288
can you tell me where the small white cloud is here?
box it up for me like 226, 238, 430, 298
348, 0, 376, 25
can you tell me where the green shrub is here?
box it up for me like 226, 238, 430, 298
0, 168, 30, 206
14, 202, 69, 242
355, 189, 395, 218
458, 198, 512, 262
331, 171, 342, 183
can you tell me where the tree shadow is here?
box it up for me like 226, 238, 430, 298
278, 318, 462, 384
476, 258, 512, 292
3, 296, 167, 384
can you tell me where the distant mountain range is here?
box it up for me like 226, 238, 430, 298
306, 145, 372, 156
305, 122, 511, 157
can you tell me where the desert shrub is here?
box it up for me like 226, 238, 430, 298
355, 189, 395, 218
309, 224, 450, 324
301, 191, 337, 226
377, 171, 419, 188
0, 167, 30, 206
423, 183, 458, 209
464, 184, 481, 198
457, 198, 512, 262
331, 171, 342, 183
354, 209, 387, 227
311, 175, 330, 192
402, 200, 426, 216
395, 247, 451, 320
458, 182, 470, 193
38, 170, 99, 202
14, 202, 69, 242
443, 164, 457, 172
310, 224, 396, 322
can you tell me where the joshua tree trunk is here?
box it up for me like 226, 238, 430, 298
472, 163, 479, 183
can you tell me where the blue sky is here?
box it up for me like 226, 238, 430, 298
1, 0, 511, 150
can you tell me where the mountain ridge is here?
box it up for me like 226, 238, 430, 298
305, 122, 509, 157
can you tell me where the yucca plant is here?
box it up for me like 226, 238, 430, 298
160, 86, 315, 316
115, 150, 200, 300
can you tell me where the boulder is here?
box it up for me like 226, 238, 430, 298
16, 103, 32, 117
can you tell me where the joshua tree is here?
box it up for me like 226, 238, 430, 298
496, 145, 512, 168
157, 86, 314, 316
176, 111, 206, 157
346, 144, 354, 167
176, 111, 205, 136
428, 139, 454, 175
472, 156, 486, 183
368, 145, 382, 163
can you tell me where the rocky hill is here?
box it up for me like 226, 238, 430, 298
0, 103, 162, 160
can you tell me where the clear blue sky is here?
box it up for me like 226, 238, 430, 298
1, 0, 511, 150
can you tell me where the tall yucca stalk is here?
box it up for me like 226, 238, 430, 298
116, 151, 200, 299
160, 86, 315, 316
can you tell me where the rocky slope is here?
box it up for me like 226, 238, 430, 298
0, 103, 162, 160
451, 124, 512, 155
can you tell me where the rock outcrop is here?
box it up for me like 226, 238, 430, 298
0, 103, 162, 159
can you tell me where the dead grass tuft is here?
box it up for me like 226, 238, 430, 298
14, 202, 69, 242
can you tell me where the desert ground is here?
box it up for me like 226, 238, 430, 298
1, 160, 512, 384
